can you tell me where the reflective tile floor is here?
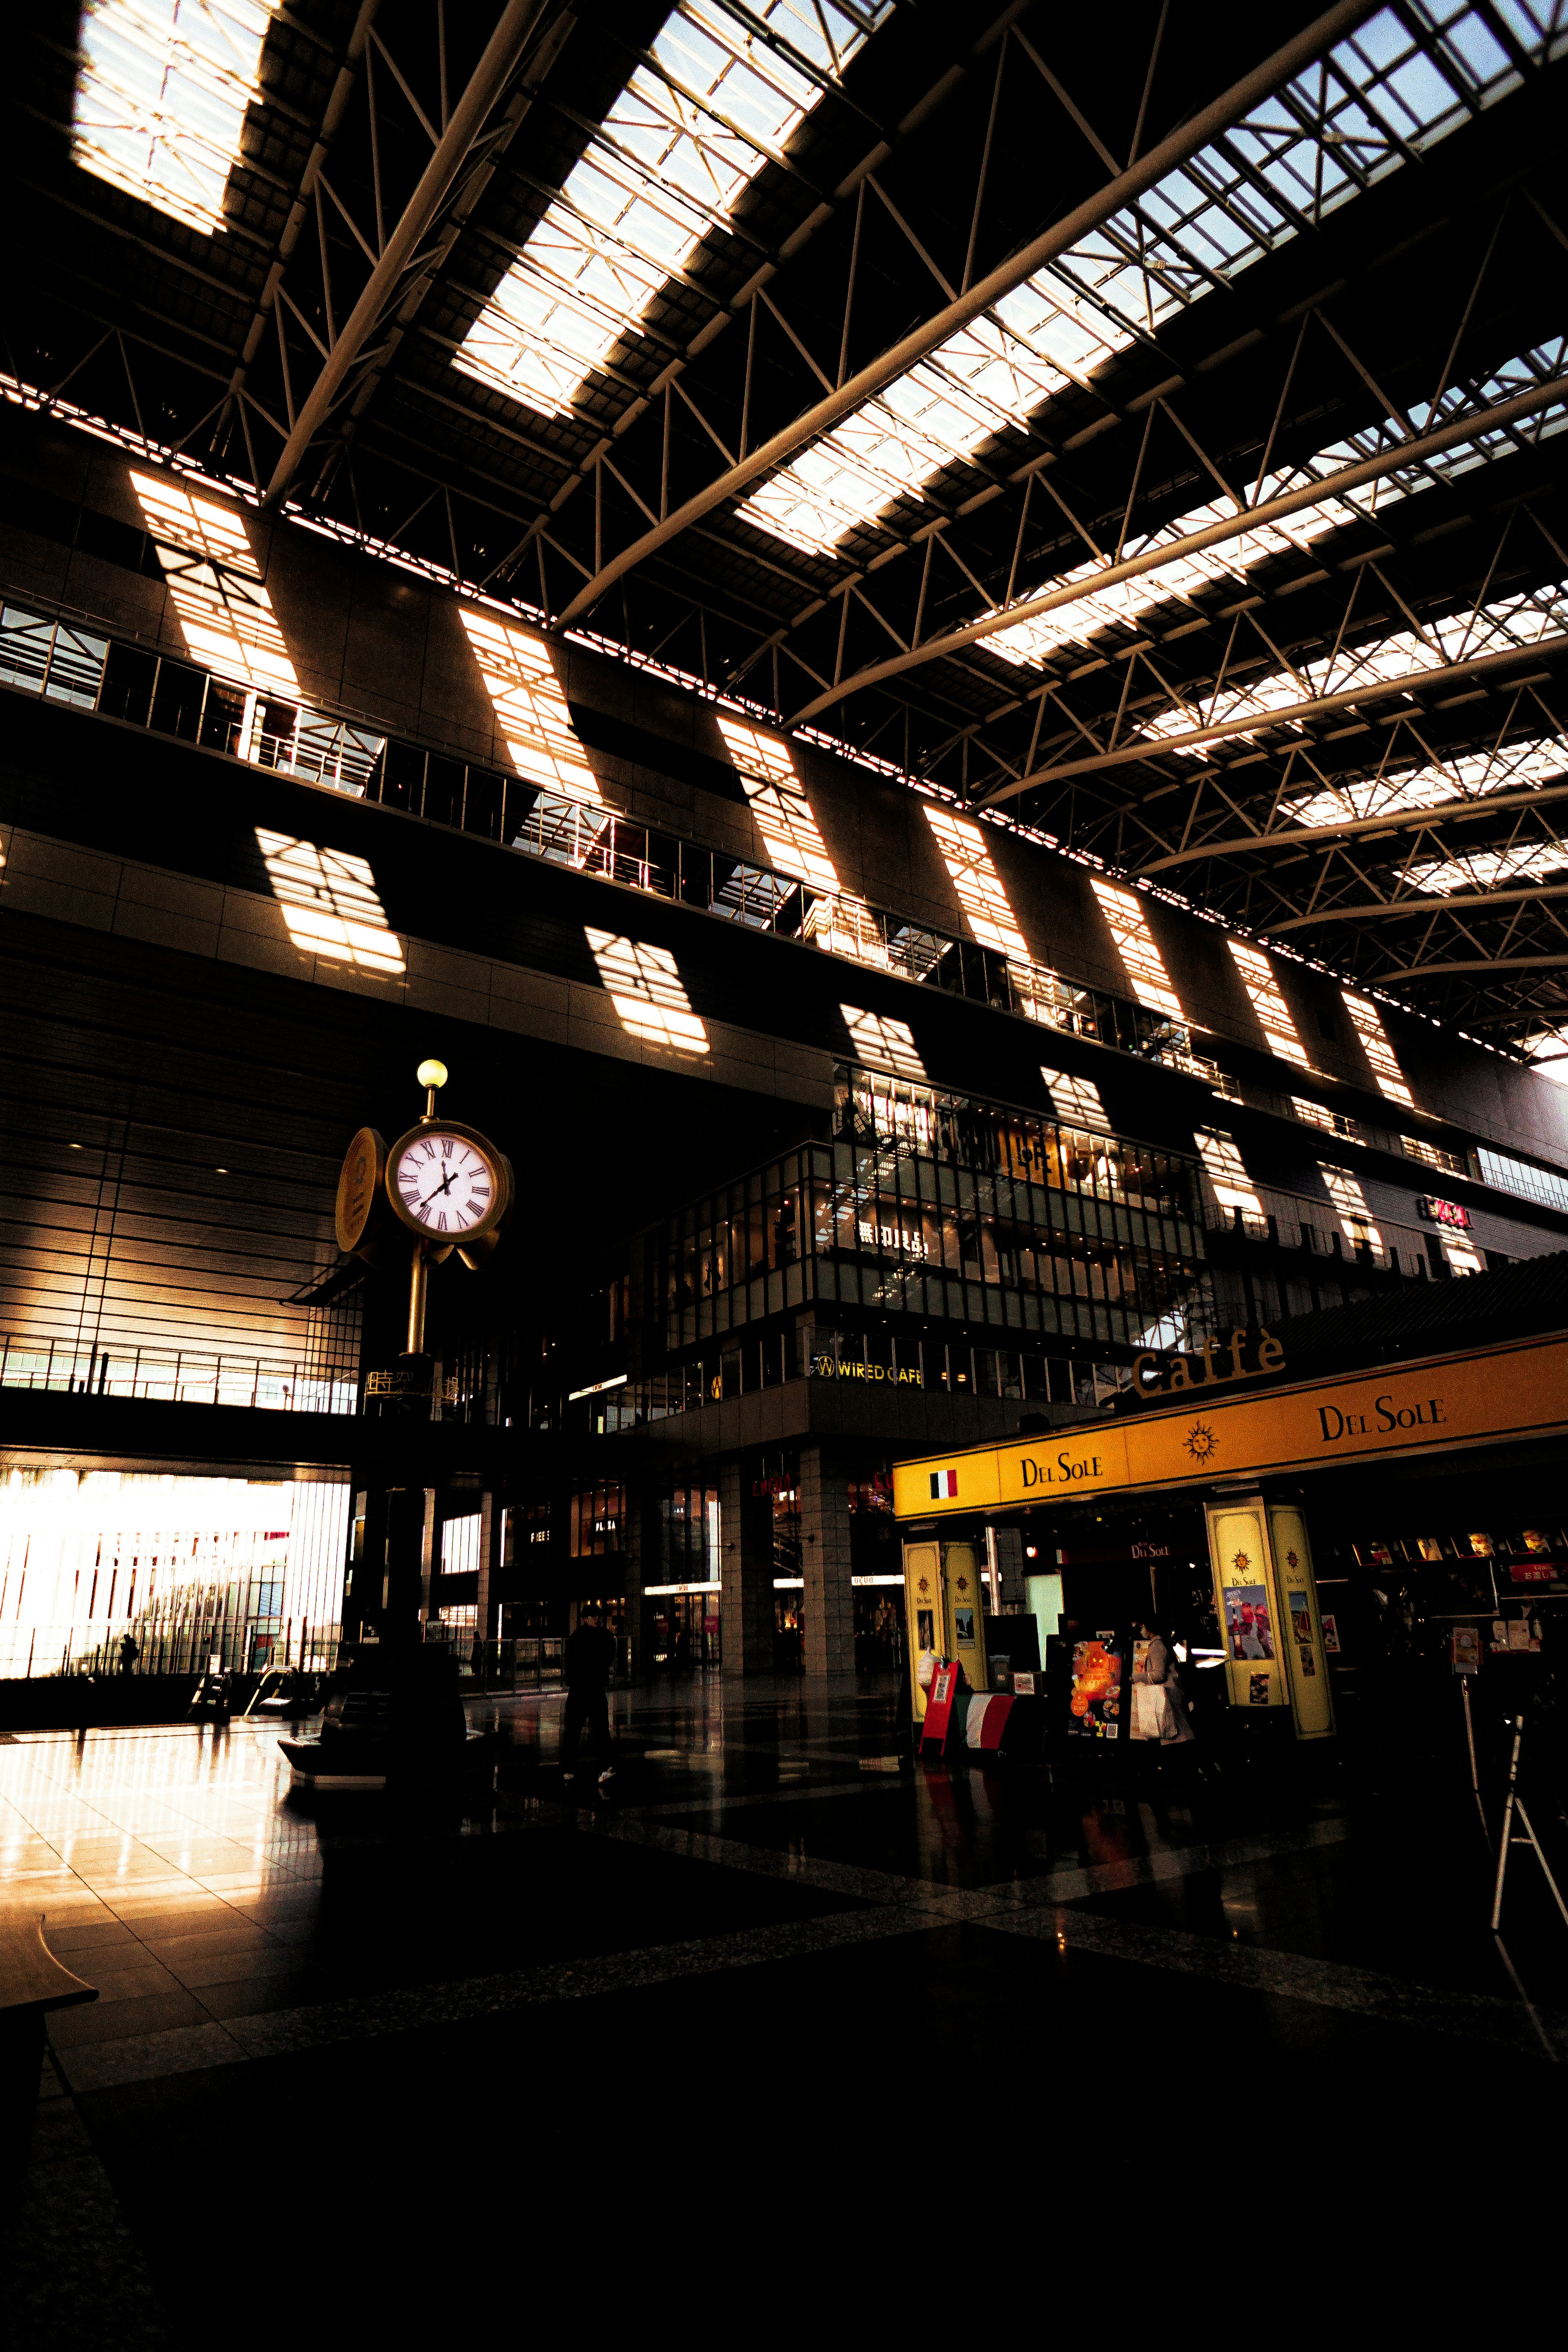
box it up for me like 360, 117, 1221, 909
3, 1678, 1565, 2343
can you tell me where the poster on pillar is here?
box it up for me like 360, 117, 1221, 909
942, 1541, 987, 1692
1205, 1500, 1291, 1714
1267, 1502, 1335, 1739
902, 1540, 942, 1720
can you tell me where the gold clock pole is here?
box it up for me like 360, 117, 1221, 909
403, 1057, 447, 1360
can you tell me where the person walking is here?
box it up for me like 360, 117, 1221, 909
560, 1609, 617, 1785
118, 1633, 140, 1677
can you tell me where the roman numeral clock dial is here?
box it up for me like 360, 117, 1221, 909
392, 1134, 492, 1234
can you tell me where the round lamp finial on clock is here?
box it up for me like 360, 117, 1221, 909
416, 1058, 448, 1091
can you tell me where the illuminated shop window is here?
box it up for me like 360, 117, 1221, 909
74, 0, 276, 238
841, 1006, 924, 1082
132, 470, 298, 697
440, 1514, 482, 1576
254, 827, 405, 973
1040, 1067, 1111, 1135
460, 610, 600, 802
1229, 942, 1310, 1068
1195, 1127, 1263, 1220
1341, 991, 1414, 1109
587, 927, 709, 1052
570, 1481, 624, 1557
454, 0, 888, 419
1320, 1163, 1382, 1251
1089, 880, 1183, 1021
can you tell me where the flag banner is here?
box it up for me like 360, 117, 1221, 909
929, 1469, 958, 1499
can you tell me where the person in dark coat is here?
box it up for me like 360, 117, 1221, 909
560, 1610, 617, 1784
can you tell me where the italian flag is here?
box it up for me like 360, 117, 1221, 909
929, 1469, 958, 1499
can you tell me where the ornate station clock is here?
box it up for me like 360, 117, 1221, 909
386, 1118, 511, 1252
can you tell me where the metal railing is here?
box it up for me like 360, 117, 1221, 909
423, 1631, 568, 1691
0, 1336, 356, 1414
0, 1613, 340, 1680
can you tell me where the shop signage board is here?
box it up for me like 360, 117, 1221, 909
891, 1334, 1568, 1520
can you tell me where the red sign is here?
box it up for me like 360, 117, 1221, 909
1418, 1196, 1471, 1230
1510, 1563, 1554, 1584
921, 1662, 960, 1755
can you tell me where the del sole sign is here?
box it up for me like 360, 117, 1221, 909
892, 1333, 1568, 1519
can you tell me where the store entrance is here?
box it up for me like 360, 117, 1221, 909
652, 1592, 720, 1671
854, 1587, 905, 1674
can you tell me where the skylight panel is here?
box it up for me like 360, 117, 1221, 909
987, 345, 1568, 673
1342, 991, 1414, 1109
737, 4, 1549, 558
1400, 841, 1568, 895
74, 0, 276, 238
1286, 732, 1568, 831
454, 0, 888, 419
587, 927, 709, 1052
1089, 879, 1184, 1020
1229, 942, 1310, 1067
1195, 1127, 1263, 1217
842, 1005, 925, 1081
460, 610, 602, 802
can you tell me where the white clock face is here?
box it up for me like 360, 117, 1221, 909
392, 1133, 495, 1235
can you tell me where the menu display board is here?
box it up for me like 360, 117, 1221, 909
1068, 1634, 1125, 1740
1223, 1585, 1274, 1659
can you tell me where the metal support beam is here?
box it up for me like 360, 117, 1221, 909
262, 0, 552, 506
978, 627, 1568, 804
1273, 880, 1568, 928
802, 370, 1568, 731
555, 0, 1383, 627
1383, 953, 1568, 979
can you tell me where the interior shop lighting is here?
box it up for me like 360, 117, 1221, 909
1194, 1127, 1264, 1220
454, 0, 890, 418
73, 0, 277, 238
986, 343, 1568, 672
568, 1373, 629, 1399
737, 5, 1550, 555
254, 827, 405, 973
1341, 991, 1414, 1108
1038, 1066, 1111, 1134
586, 926, 710, 1051
1229, 941, 1310, 1068
642, 1581, 722, 1595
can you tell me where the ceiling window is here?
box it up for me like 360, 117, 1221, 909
1089, 879, 1184, 1020
1195, 1127, 1262, 1218
841, 1006, 924, 1081
254, 829, 404, 973
737, 5, 1555, 557
1399, 840, 1568, 895
1341, 991, 1414, 1108
454, 0, 890, 419
586, 927, 709, 1052
74, 0, 276, 238
1229, 941, 1310, 1068
989, 343, 1568, 673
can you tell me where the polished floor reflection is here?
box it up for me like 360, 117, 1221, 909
2, 1677, 1564, 2341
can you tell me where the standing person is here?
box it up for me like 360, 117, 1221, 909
560, 1609, 617, 1784
1132, 1623, 1196, 1754
118, 1633, 139, 1677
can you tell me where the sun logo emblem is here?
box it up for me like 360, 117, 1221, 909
1184, 1421, 1219, 1466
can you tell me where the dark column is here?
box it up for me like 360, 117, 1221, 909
720, 1459, 775, 1675
800, 1447, 854, 1679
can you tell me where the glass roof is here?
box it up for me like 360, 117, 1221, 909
454, 0, 890, 419
1400, 840, 1568, 894
986, 342, 1568, 670
735, 3, 1562, 557
73, 0, 276, 238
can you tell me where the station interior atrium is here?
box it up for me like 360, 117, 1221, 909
4, 0, 1568, 2331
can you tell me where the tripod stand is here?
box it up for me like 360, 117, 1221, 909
1490, 1713, 1568, 1934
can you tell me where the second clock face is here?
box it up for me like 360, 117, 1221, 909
391, 1131, 495, 1235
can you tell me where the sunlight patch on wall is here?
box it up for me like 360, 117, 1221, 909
586, 927, 708, 1053
1089, 880, 1184, 1020
1229, 942, 1309, 1068
1195, 1127, 1263, 1219
1041, 1067, 1111, 1135
460, 610, 600, 802
132, 470, 298, 695
841, 1006, 924, 1082
1320, 1163, 1382, 1250
923, 807, 1029, 958
718, 716, 887, 967
1342, 991, 1414, 1108
254, 829, 405, 973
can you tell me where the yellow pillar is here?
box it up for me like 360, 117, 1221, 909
1266, 1502, 1336, 1739
902, 1535, 989, 1720
1204, 1494, 1292, 1720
